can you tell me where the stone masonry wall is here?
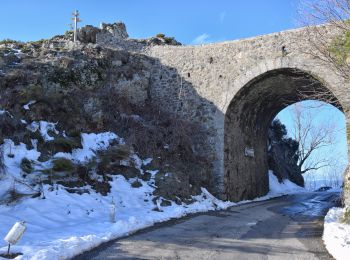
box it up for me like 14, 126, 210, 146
144, 25, 350, 200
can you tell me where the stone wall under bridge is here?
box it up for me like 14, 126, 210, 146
143, 26, 350, 202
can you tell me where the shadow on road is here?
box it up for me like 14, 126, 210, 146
74, 192, 339, 260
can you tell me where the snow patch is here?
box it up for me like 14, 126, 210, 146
142, 158, 152, 166
0, 139, 41, 199
323, 207, 350, 260
39, 121, 58, 141
26, 121, 58, 141
268, 170, 305, 195
2, 139, 41, 178
201, 187, 233, 209
54, 132, 121, 163
23, 100, 36, 110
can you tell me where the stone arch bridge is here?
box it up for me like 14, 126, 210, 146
144, 26, 350, 201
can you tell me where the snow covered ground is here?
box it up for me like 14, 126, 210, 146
0, 174, 232, 259
267, 170, 305, 195
0, 171, 303, 259
0, 124, 306, 260
323, 207, 350, 260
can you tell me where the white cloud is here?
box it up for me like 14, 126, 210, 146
219, 11, 226, 24
191, 33, 211, 45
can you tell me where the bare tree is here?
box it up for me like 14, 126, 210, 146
299, 0, 350, 222
290, 103, 338, 174
299, 0, 350, 80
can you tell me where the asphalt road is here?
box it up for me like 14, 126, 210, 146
74, 191, 340, 260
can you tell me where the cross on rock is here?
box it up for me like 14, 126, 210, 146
71, 10, 82, 42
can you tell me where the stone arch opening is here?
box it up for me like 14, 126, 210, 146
224, 68, 343, 201
273, 100, 348, 190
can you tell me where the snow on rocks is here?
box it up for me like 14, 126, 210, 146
26, 121, 58, 141
142, 158, 152, 166
2, 139, 41, 178
39, 121, 58, 141
130, 154, 143, 170
323, 207, 350, 260
200, 187, 233, 209
0, 139, 41, 199
54, 132, 122, 163
23, 101, 36, 111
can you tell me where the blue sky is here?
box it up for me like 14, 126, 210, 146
0, 0, 300, 43
1, 1, 348, 178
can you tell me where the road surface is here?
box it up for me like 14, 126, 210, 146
74, 192, 340, 260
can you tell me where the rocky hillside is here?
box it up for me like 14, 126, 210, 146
0, 23, 212, 205
268, 119, 304, 187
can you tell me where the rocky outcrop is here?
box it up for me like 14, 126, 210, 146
78, 25, 100, 43
75, 22, 180, 51
0, 30, 212, 201
268, 120, 304, 187
136, 35, 181, 46
78, 22, 129, 44
100, 22, 129, 39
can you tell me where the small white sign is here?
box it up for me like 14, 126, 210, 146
4, 221, 26, 245
244, 147, 255, 158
